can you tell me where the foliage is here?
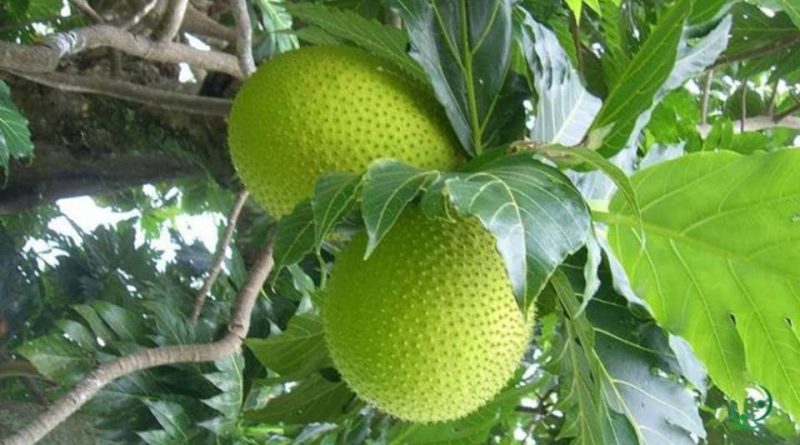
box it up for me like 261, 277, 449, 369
4, 0, 800, 444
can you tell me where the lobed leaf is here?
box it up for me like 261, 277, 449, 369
604, 149, 800, 418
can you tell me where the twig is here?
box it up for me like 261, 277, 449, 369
697, 115, 800, 137
0, 24, 242, 78
709, 33, 800, 69
67, 0, 104, 23
766, 80, 779, 116
1, 238, 275, 445
774, 92, 800, 122
701, 69, 713, 125
118, 0, 159, 30
156, 0, 191, 41
190, 190, 250, 323
230, 0, 256, 77
740, 81, 747, 133
13, 71, 231, 116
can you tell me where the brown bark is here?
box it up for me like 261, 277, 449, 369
0, 78, 235, 215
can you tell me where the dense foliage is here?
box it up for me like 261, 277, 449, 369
2, 0, 800, 444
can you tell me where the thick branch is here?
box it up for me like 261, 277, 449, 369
230, 0, 256, 77
190, 190, 250, 323
1, 239, 275, 445
697, 116, 800, 137
0, 24, 241, 77
13, 72, 231, 116
183, 6, 236, 43
157, 0, 191, 41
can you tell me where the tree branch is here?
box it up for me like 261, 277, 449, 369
12, 71, 231, 116
230, 0, 256, 77
1, 238, 275, 445
183, 6, 236, 43
0, 24, 241, 77
157, 0, 191, 41
190, 190, 250, 323
709, 33, 800, 69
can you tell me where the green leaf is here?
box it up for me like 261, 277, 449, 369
520, 12, 601, 147
312, 172, 360, 249
437, 153, 591, 309
285, 2, 425, 83
535, 146, 641, 227
589, 294, 706, 444
246, 314, 330, 381
91, 301, 146, 342
361, 160, 440, 256
245, 374, 355, 424
138, 399, 193, 444
549, 271, 637, 445
253, 0, 299, 59
73, 304, 116, 343
273, 201, 315, 271
202, 353, 245, 419
0, 79, 34, 175
603, 149, 800, 419
389, 0, 525, 155
200, 353, 245, 436
589, 0, 692, 158
778, 0, 800, 29
17, 334, 95, 385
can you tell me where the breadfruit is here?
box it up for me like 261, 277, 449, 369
227, 45, 463, 217
322, 208, 532, 422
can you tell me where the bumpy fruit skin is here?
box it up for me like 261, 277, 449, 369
322, 209, 532, 422
227, 46, 462, 217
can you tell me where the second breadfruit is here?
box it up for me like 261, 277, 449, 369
227, 46, 463, 217
322, 208, 532, 422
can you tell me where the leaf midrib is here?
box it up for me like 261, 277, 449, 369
596, 211, 800, 281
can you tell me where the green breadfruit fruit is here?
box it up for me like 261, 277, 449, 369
227, 45, 463, 217
322, 208, 533, 422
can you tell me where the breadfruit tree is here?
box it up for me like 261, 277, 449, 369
1, 0, 799, 444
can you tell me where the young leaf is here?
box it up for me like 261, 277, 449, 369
361, 160, 440, 257
246, 314, 330, 382
602, 149, 800, 419
438, 153, 591, 309
273, 201, 315, 271
285, 2, 426, 83
311, 172, 360, 249
520, 13, 601, 147
0, 79, 34, 175
389, 0, 524, 155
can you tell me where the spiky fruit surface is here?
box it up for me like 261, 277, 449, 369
227, 46, 462, 217
322, 208, 532, 422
